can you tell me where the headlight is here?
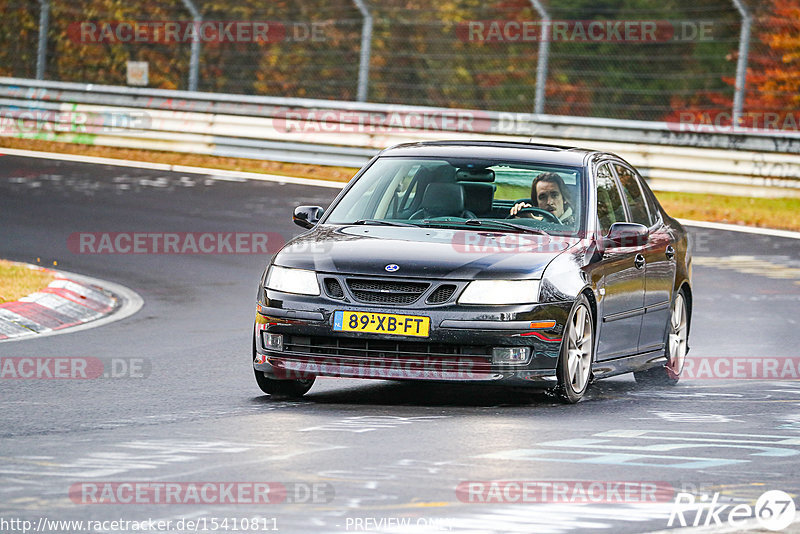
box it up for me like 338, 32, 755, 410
265, 265, 320, 296
458, 280, 539, 305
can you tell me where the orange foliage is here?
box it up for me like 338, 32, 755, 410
666, 0, 800, 130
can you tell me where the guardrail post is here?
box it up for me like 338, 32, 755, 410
730, 0, 751, 127
352, 0, 373, 102
528, 0, 550, 115
180, 0, 202, 92
36, 0, 50, 80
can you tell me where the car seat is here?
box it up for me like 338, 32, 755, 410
409, 183, 476, 219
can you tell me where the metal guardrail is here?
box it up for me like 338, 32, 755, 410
1, 77, 799, 197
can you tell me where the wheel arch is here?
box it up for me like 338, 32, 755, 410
581, 286, 599, 335
678, 280, 693, 338
556, 287, 598, 363
554, 286, 596, 403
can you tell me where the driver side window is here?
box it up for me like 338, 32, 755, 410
596, 163, 626, 235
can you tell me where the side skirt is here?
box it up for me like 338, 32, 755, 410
591, 349, 667, 379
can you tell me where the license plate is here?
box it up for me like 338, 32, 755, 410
333, 311, 430, 337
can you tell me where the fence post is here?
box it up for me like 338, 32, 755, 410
180, 0, 202, 92
352, 0, 373, 102
36, 0, 50, 80
730, 0, 751, 127
528, 0, 550, 115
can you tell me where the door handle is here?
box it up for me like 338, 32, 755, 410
665, 245, 675, 260
634, 254, 646, 270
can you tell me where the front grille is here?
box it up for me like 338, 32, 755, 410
346, 278, 429, 304
324, 278, 345, 299
427, 284, 457, 304
283, 335, 491, 360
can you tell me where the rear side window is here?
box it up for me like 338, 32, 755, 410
596, 163, 626, 235
614, 164, 652, 227
639, 178, 662, 224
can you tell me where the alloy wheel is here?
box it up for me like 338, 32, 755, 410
665, 292, 688, 379
565, 303, 593, 394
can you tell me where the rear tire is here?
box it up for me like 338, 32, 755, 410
555, 295, 594, 404
634, 288, 689, 386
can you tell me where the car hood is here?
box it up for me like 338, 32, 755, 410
273, 225, 578, 280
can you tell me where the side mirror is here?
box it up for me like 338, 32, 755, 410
603, 222, 649, 248
293, 206, 324, 229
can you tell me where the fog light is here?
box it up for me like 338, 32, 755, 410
492, 347, 530, 363
262, 333, 284, 351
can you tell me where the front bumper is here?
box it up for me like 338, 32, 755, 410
253, 289, 573, 387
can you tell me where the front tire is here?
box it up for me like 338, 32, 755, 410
634, 289, 689, 386
252, 331, 315, 397
555, 295, 594, 404
254, 368, 315, 397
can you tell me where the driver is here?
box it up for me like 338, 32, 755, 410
509, 172, 575, 225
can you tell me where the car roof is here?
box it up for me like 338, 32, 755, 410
378, 140, 603, 167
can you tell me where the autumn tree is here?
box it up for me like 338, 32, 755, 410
741, 0, 800, 124
665, 0, 800, 129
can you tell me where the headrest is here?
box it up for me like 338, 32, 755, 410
415, 165, 456, 184
421, 183, 465, 217
460, 182, 495, 215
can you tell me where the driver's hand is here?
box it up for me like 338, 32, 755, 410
509, 202, 532, 216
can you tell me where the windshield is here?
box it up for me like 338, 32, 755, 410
325, 156, 584, 235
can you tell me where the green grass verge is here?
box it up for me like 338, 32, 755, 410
654, 191, 800, 232
0, 260, 55, 304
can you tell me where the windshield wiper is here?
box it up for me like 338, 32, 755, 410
461, 219, 550, 235
352, 219, 419, 227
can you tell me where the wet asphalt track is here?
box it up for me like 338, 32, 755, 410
1, 155, 800, 534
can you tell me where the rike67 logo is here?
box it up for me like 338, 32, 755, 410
669, 490, 797, 531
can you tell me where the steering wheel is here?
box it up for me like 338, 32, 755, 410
506, 199, 561, 224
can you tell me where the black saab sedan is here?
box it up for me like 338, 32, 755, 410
253, 141, 692, 403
